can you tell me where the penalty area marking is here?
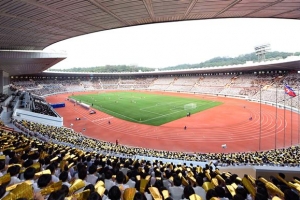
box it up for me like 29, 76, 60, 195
139, 100, 189, 116
138, 101, 216, 123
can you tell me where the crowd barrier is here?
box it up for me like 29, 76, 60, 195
67, 98, 90, 110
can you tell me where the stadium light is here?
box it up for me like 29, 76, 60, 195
254, 44, 271, 62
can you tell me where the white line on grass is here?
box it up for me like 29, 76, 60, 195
140, 100, 186, 111
140, 109, 165, 116
140, 101, 188, 116
140, 100, 191, 122
140, 101, 184, 110
98, 107, 140, 122
141, 101, 218, 122
75, 100, 141, 122
141, 109, 183, 122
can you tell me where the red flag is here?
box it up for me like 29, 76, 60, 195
284, 84, 296, 97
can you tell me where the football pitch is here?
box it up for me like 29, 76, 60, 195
71, 92, 222, 126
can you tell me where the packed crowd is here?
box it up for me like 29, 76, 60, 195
0, 126, 298, 200
32, 97, 57, 117
10, 81, 37, 91
10, 80, 83, 97
13, 119, 300, 167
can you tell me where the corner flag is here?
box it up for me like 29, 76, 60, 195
284, 84, 296, 97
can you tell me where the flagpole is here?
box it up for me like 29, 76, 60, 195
259, 85, 262, 151
275, 83, 277, 149
297, 83, 300, 144
291, 95, 293, 146
284, 90, 286, 148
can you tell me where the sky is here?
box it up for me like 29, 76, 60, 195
45, 18, 300, 70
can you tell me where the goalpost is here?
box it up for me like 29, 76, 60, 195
184, 103, 197, 110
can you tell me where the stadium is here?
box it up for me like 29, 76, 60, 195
1, 1, 300, 200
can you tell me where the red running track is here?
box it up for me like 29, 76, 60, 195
46, 91, 300, 153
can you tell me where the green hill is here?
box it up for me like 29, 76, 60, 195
48, 51, 300, 72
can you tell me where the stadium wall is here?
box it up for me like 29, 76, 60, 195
250, 99, 297, 112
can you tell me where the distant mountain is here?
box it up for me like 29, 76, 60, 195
48, 65, 154, 73
48, 51, 300, 73
160, 51, 300, 70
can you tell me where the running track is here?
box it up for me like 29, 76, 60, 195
46, 91, 300, 153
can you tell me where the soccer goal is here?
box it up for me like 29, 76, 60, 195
184, 103, 197, 110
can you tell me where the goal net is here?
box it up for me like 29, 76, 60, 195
184, 103, 197, 110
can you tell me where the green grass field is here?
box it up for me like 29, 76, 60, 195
71, 92, 222, 126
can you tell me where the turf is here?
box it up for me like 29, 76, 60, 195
71, 91, 222, 126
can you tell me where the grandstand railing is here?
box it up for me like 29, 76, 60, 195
13, 108, 63, 127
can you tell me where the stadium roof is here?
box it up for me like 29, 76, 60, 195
1, 0, 300, 75
0, 51, 66, 75
1, 0, 300, 51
